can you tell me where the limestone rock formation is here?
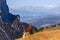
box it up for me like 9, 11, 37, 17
0, 0, 37, 40
0, 0, 9, 14
0, 0, 17, 24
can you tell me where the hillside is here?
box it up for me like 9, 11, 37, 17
16, 30, 60, 40
16, 25, 60, 40
40, 24, 60, 31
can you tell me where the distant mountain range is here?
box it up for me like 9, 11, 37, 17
9, 7, 60, 29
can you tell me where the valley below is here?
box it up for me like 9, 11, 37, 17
10, 9, 60, 28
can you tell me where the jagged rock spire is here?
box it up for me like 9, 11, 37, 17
0, 0, 17, 24
0, 0, 9, 14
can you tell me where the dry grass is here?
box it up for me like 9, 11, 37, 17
43, 25, 60, 31
16, 30, 60, 40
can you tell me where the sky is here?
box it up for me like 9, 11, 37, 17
6, 0, 60, 9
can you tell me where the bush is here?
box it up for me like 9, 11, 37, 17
36, 27, 44, 32
51, 24, 56, 27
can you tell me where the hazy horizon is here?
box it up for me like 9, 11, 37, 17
6, 0, 60, 28
7, 0, 60, 9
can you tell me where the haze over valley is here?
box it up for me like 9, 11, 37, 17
9, 6, 60, 28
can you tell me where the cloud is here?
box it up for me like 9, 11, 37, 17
42, 5, 58, 9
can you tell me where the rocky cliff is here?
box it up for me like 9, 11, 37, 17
0, 0, 9, 14
0, 0, 37, 40
0, 0, 17, 24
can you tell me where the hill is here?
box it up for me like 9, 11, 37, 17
38, 24, 60, 32
16, 24, 60, 40
16, 30, 60, 40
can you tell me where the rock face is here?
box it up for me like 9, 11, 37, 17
0, 0, 17, 24
0, 0, 37, 40
0, 0, 9, 14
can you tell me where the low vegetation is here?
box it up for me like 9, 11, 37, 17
37, 23, 60, 32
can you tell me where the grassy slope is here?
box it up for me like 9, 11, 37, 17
16, 25, 60, 40
43, 25, 60, 31
16, 30, 60, 40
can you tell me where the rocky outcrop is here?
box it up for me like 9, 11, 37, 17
0, 16, 37, 40
0, 0, 37, 40
0, 0, 17, 24
0, 0, 9, 14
